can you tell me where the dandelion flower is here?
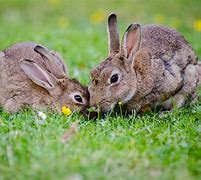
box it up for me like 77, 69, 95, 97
58, 17, 69, 28
153, 14, 165, 24
62, 106, 72, 116
194, 20, 201, 32
118, 101, 122, 105
90, 10, 106, 24
48, 0, 61, 6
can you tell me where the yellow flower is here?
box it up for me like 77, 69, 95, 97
118, 101, 122, 105
194, 20, 201, 32
153, 14, 165, 24
90, 10, 106, 24
48, 0, 61, 6
62, 106, 72, 116
58, 17, 70, 28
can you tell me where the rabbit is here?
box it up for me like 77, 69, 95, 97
196, 61, 201, 86
0, 42, 89, 113
88, 13, 200, 113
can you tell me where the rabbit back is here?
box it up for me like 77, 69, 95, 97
127, 25, 199, 111
141, 25, 197, 67
0, 42, 52, 112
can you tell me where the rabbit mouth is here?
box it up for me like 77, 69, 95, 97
101, 101, 126, 114
86, 103, 127, 120
101, 103, 127, 118
87, 100, 126, 119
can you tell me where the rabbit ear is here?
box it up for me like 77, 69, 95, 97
20, 59, 58, 92
50, 50, 68, 74
107, 13, 120, 55
34, 45, 67, 77
121, 23, 141, 61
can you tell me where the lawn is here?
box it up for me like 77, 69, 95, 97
0, 0, 201, 179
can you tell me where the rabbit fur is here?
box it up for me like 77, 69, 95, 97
89, 14, 200, 113
0, 42, 89, 113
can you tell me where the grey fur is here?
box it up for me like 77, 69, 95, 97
89, 14, 199, 113
0, 42, 89, 113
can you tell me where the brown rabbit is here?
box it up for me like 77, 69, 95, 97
89, 13, 200, 113
196, 62, 201, 86
0, 42, 89, 113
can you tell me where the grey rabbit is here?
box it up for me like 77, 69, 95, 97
89, 13, 200, 113
0, 42, 89, 113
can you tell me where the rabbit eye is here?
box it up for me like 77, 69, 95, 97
74, 95, 83, 103
110, 74, 119, 84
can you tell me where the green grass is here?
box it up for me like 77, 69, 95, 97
0, 0, 201, 179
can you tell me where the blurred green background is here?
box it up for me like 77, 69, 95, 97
0, 1, 201, 179
0, 0, 201, 84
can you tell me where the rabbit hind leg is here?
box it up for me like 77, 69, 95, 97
162, 64, 199, 110
4, 98, 23, 113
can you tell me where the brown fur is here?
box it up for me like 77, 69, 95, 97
196, 61, 201, 86
89, 14, 199, 113
0, 42, 89, 113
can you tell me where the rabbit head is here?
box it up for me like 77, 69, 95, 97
89, 14, 152, 112
20, 45, 89, 112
